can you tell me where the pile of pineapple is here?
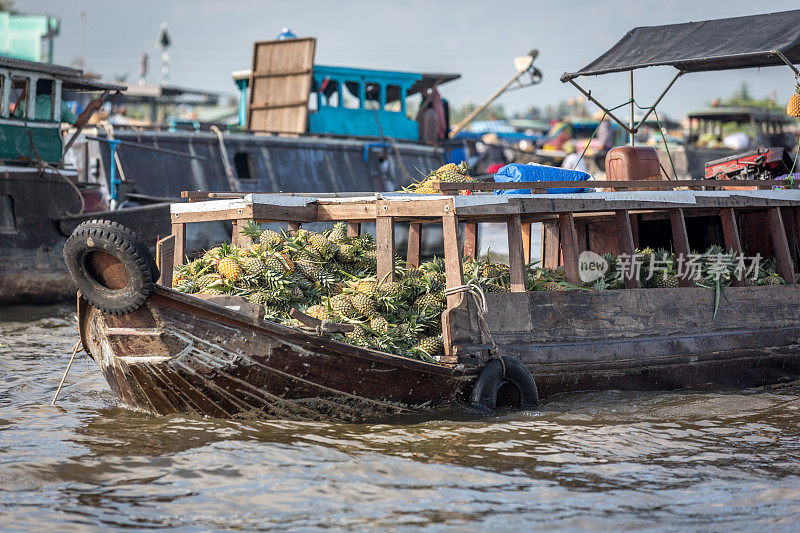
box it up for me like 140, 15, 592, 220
173, 226, 794, 364
404, 161, 474, 194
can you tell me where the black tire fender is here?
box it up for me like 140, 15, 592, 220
470, 356, 539, 411
63, 219, 157, 315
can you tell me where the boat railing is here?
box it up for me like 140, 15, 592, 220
162, 181, 800, 361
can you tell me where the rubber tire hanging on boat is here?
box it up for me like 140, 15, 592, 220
470, 356, 539, 411
63, 219, 158, 315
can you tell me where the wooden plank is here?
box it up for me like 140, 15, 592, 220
629, 213, 640, 248
506, 215, 526, 292
614, 210, 640, 289
171, 206, 255, 224
669, 208, 694, 287
721, 208, 746, 286
347, 222, 361, 237
171, 223, 185, 266
155, 235, 175, 287
231, 219, 248, 247
558, 212, 580, 284
435, 179, 795, 192
782, 207, 800, 267
407, 222, 421, 268
767, 207, 795, 284
463, 223, 478, 261
376, 216, 395, 283
441, 213, 464, 357
542, 220, 560, 269
521, 222, 531, 265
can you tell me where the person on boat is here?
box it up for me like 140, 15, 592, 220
561, 140, 588, 173
12, 79, 78, 124
476, 133, 508, 174
417, 87, 447, 144
593, 117, 615, 171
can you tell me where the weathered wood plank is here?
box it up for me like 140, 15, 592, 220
171, 223, 185, 266
669, 208, 694, 287
720, 208, 746, 286
767, 207, 795, 284
507, 215, 526, 292
558, 212, 580, 284
463, 223, 478, 261
615, 210, 640, 289
156, 235, 175, 287
442, 213, 464, 356
407, 222, 421, 268
376, 216, 395, 283
521, 222, 532, 265
347, 222, 361, 238
542, 220, 560, 269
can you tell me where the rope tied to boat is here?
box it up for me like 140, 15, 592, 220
444, 279, 506, 377
315, 319, 332, 336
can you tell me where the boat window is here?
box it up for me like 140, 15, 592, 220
10, 76, 29, 119
35, 79, 55, 120
385, 84, 401, 111
342, 80, 361, 109
233, 152, 255, 180
364, 82, 381, 110
320, 78, 339, 107
0, 195, 16, 233
308, 91, 318, 112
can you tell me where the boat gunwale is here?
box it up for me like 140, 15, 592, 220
149, 285, 476, 379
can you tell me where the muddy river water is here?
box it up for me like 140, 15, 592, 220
2, 303, 800, 530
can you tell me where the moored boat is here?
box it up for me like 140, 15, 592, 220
65, 179, 800, 421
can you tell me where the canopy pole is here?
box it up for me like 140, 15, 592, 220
771, 50, 800, 79
568, 79, 633, 134
634, 70, 683, 131
628, 71, 634, 146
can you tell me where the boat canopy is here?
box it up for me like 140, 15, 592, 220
0, 55, 125, 91
561, 9, 800, 82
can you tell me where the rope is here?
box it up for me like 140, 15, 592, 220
573, 99, 632, 170
97, 121, 128, 183
444, 279, 505, 376
632, 100, 677, 180
51, 340, 83, 405
315, 319, 332, 336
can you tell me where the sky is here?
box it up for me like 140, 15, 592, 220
16, 0, 800, 120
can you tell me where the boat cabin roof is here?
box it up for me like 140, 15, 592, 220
687, 107, 790, 124
0, 55, 126, 92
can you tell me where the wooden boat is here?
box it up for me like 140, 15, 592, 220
67, 178, 800, 421
0, 56, 170, 304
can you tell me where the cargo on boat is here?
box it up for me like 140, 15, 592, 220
65, 177, 800, 421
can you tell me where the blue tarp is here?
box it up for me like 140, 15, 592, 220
493, 163, 591, 194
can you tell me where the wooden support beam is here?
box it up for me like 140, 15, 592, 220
463, 223, 478, 260
669, 208, 694, 287
347, 222, 361, 237
507, 215, 526, 292
521, 222, 532, 265
231, 219, 249, 247
781, 207, 800, 266
615, 210, 640, 289
767, 207, 795, 284
155, 235, 175, 287
441, 212, 463, 357
629, 213, 640, 249
376, 216, 395, 283
407, 222, 422, 268
720, 208, 746, 286
288, 222, 301, 236
171, 223, 186, 266
542, 220, 560, 269
558, 212, 580, 284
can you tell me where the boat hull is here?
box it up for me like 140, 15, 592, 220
80, 288, 472, 421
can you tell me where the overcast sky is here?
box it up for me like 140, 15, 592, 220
17, 0, 800, 119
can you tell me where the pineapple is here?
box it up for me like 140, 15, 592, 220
329, 294, 356, 319
354, 279, 378, 298
369, 315, 390, 335
414, 293, 446, 313
336, 243, 358, 263
760, 274, 785, 286
655, 275, 680, 288
248, 291, 268, 305
352, 292, 377, 318
242, 258, 267, 277
345, 324, 369, 346
414, 336, 443, 357
327, 222, 347, 243
307, 233, 333, 258
544, 281, 567, 291
217, 257, 243, 281
305, 304, 329, 321
788, 83, 800, 117
196, 273, 222, 290
259, 228, 283, 248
